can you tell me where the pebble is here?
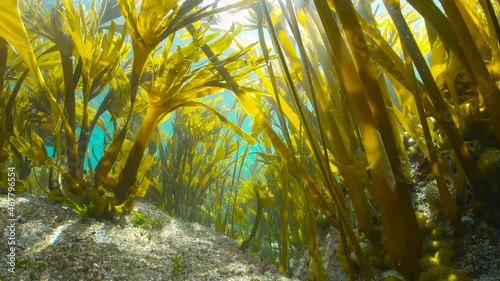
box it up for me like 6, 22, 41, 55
382, 270, 404, 281
461, 216, 474, 226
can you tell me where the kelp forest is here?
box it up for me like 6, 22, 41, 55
0, 0, 499, 280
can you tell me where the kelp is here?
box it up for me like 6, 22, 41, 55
239, 181, 274, 251
255, 1, 376, 278
1, 0, 262, 216
401, 37, 462, 239
384, 0, 493, 206
0, 0, 45, 165
3, 0, 500, 280
321, 1, 422, 278
94, 0, 261, 210
0, 0, 45, 85
190, 4, 372, 279
111, 24, 260, 208
441, 0, 500, 145
1, 0, 76, 198
150, 105, 248, 222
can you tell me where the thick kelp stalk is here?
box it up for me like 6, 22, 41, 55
95, 0, 203, 193
58, 33, 78, 180
289, 0, 384, 253
94, 0, 175, 192
257, 1, 377, 278
384, 0, 494, 206
62, 0, 128, 179
314, 0, 421, 279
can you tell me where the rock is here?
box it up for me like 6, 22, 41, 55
477, 148, 500, 195
424, 183, 442, 213
461, 216, 474, 226
382, 270, 405, 281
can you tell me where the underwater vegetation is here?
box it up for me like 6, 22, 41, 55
1, 0, 499, 280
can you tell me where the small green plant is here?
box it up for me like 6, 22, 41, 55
130, 211, 163, 229
66, 201, 94, 218
171, 256, 185, 276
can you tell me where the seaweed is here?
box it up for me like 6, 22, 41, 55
1, 0, 499, 280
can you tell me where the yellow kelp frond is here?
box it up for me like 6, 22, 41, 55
254, 181, 274, 208
0, 0, 45, 87
9, 134, 50, 165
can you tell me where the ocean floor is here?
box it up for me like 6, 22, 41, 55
0, 195, 297, 281
1, 188, 498, 281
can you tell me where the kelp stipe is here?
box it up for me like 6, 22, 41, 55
315, 1, 421, 279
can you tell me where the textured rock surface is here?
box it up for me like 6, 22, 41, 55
0, 195, 297, 281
